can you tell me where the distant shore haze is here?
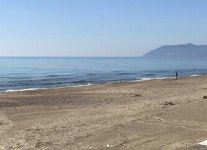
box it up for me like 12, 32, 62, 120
143, 43, 207, 58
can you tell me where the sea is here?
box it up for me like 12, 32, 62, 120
0, 57, 207, 92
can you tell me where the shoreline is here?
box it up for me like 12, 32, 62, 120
1, 74, 203, 93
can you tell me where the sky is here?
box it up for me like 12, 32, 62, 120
0, 0, 207, 57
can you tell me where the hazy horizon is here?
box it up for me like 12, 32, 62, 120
1, 0, 207, 57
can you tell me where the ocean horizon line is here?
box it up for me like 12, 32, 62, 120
0, 56, 143, 58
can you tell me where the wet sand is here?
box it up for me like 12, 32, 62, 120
0, 76, 207, 150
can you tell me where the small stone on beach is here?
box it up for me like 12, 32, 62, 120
203, 96, 207, 99
133, 94, 142, 97
164, 101, 175, 106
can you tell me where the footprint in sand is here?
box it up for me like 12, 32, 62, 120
0, 111, 13, 134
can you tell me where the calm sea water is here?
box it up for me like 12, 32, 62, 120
0, 57, 207, 92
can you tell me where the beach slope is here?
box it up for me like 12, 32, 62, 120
0, 76, 207, 150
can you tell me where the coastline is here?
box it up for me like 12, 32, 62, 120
1, 74, 203, 93
1, 75, 207, 149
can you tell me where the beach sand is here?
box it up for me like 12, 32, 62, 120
0, 76, 207, 150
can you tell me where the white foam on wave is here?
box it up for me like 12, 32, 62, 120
190, 74, 200, 77
140, 77, 154, 81
137, 76, 174, 82
4, 88, 42, 93
137, 74, 201, 82
2, 83, 94, 93
71, 83, 94, 88
125, 76, 174, 83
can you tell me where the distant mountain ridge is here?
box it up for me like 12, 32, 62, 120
143, 43, 207, 58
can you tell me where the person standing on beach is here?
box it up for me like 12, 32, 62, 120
175, 71, 178, 80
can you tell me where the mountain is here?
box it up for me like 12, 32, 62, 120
142, 43, 207, 58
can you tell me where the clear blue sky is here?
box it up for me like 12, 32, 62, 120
0, 0, 207, 57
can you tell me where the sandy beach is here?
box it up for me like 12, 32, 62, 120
0, 76, 207, 150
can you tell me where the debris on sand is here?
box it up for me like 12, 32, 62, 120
164, 101, 175, 106
203, 96, 207, 99
133, 94, 142, 97
0, 121, 9, 126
